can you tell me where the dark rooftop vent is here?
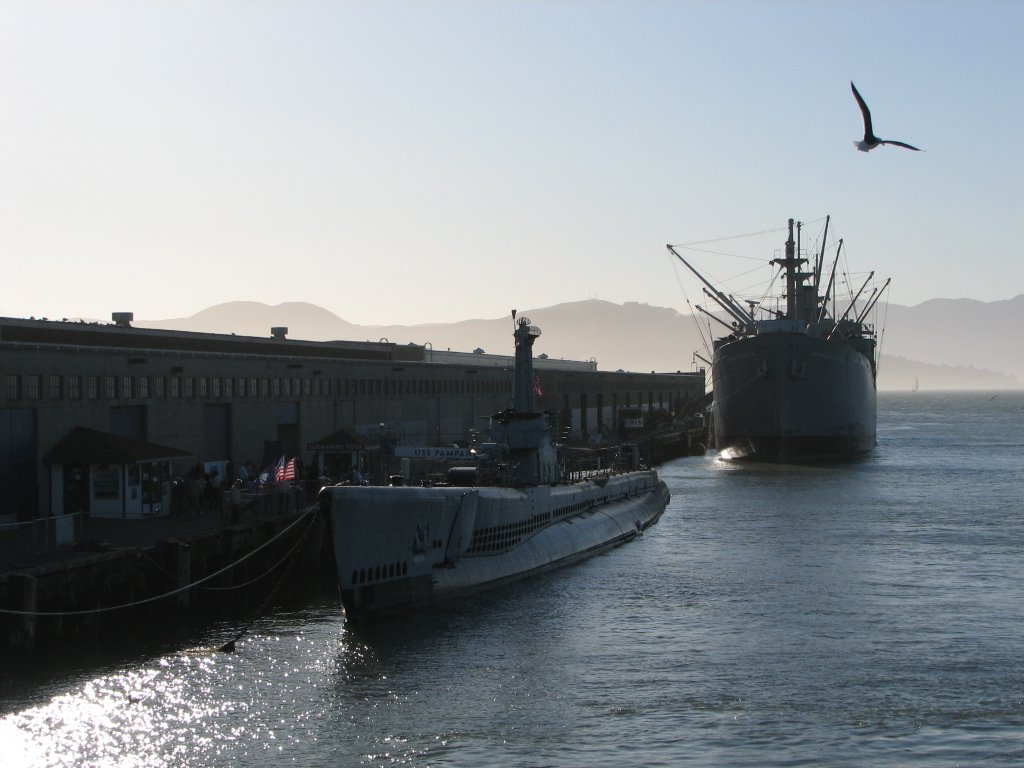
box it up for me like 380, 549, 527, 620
112, 312, 134, 328
271, 326, 288, 340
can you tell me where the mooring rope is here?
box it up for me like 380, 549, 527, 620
216, 505, 323, 652
202, 509, 319, 593
0, 506, 318, 617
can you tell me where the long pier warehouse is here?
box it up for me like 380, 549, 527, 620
1, 313, 705, 532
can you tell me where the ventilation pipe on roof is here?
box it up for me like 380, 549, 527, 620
271, 327, 288, 339
112, 312, 134, 328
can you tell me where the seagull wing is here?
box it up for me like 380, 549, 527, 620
879, 139, 921, 151
850, 81, 875, 142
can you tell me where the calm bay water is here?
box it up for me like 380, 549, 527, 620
3, 391, 1024, 767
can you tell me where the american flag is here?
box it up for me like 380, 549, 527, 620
274, 456, 297, 484
532, 375, 543, 397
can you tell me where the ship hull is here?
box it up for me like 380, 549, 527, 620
321, 471, 669, 619
712, 332, 876, 462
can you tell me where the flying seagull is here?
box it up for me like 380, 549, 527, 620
851, 81, 921, 152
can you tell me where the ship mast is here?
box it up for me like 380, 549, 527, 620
813, 215, 830, 293
856, 277, 892, 323
817, 240, 843, 324
771, 219, 805, 320
666, 244, 754, 333
828, 271, 874, 339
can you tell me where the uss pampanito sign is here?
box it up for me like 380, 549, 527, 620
393, 446, 475, 460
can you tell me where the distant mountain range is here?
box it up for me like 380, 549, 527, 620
133, 297, 1024, 391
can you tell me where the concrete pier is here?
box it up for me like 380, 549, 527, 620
0, 505, 322, 653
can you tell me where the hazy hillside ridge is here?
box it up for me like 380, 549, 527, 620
133, 297, 1024, 391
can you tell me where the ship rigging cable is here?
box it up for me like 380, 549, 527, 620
671, 216, 828, 250
670, 224, 787, 248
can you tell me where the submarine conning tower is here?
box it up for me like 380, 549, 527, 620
513, 313, 542, 413
484, 312, 559, 486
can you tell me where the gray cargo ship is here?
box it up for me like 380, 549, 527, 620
319, 312, 669, 620
668, 217, 888, 462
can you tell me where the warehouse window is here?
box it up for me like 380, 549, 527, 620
23, 375, 41, 400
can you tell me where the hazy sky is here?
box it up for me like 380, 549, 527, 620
2, 1, 1021, 327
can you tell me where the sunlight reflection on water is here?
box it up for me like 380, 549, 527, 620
3, 618, 357, 768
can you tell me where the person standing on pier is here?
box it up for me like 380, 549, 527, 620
186, 469, 202, 516
230, 479, 242, 523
